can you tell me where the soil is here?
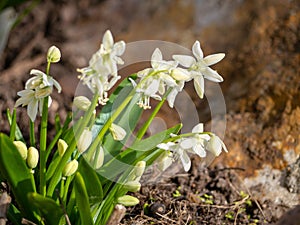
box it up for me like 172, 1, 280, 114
0, 0, 299, 224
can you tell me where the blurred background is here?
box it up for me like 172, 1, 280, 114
0, 0, 299, 224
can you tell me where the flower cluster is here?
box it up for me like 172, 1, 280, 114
157, 123, 227, 172
77, 30, 125, 105
130, 40, 225, 109
15, 46, 62, 121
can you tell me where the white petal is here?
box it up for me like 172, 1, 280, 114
206, 135, 222, 156
151, 48, 163, 69
129, 78, 137, 87
192, 41, 203, 60
113, 41, 126, 56
193, 144, 206, 157
151, 94, 162, 101
157, 143, 171, 150
172, 55, 195, 67
180, 138, 196, 149
28, 99, 38, 122
192, 123, 204, 133
180, 151, 191, 172
167, 88, 178, 108
171, 68, 191, 81
194, 76, 204, 99
103, 30, 114, 49
145, 79, 159, 96
52, 78, 62, 93
204, 53, 225, 66
202, 67, 224, 82
30, 69, 45, 77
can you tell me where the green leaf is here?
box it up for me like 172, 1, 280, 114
7, 204, 22, 225
28, 192, 63, 225
78, 157, 103, 204
0, 133, 38, 223
74, 172, 94, 225
97, 124, 182, 181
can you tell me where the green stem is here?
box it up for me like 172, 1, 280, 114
39, 96, 49, 196
60, 178, 65, 199
9, 109, 16, 141
29, 120, 36, 147
47, 94, 99, 197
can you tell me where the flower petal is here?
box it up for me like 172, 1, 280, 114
114, 41, 126, 56
151, 48, 163, 69
193, 144, 206, 157
194, 76, 205, 99
202, 67, 224, 82
192, 41, 203, 60
180, 151, 191, 172
204, 53, 225, 66
192, 123, 204, 133
171, 68, 191, 81
110, 123, 127, 141
103, 30, 114, 49
145, 79, 159, 96
172, 55, 195, 67
28, 98, 38, 122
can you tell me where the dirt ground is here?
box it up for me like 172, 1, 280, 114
0, 0, 299, 224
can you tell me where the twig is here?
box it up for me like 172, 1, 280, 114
0, 192, 11, 225
106, 204, 126, 225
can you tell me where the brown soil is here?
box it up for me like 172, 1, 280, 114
0, 0, 299, 224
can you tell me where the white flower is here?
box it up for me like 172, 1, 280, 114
77, 128, 92, 153
173, 41, 225, 98
26, 69, 61, 93
133, 48, 179, 109
206, 134, 228, 157
15, 89, 52, 122
62, 159, 78, 177
92, 145, 104, 169
109, 123, 126, 141
73, 96, 91, 111
157, 141, 191, 172
27, 147, 39, 169
77, 30, 125, 104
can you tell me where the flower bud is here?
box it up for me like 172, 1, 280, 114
92, 146, 104, 169
171, 68, 191, 81
73, 96, 91, 111
109, 123, 126, 141
134, 161, 146, 177
117, 195, 139, 207
62, 159, 78, 177
58, 139, 68, 156
13, 141, 28, 160
27, 147, 39, 169
123, 180, 141, 192
77, 128, 92, 154
47, 46, 61, 63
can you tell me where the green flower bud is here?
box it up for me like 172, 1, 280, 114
123, 180, 141, 192
27, 147, 39, 169
13, 141, 28, 160
58, 139, 68, 157
47, 45, 61, 63
134, 161, 146, 177
62, 160, 78, 177
73, 96, 91, 111
117, 195, 139, 207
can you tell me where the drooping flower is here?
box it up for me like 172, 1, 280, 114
206, 134, 228, 157
173, 41, 225, 98
27, 147, 39, 169
155, 150, 173, 171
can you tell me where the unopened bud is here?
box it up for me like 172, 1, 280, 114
123, 180, 141, 192
92, 146, 104, 169
73, 96, 91, 111
47, 46, 61, 63
58, 139, 68, 156
13, 141, 28, 160
117, 195, 139, 206
156, 151, 173, 171
62, 160, 78, 177
109, 123, 126, 141
27, 147, 39, 169
77, 128, 92, 154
